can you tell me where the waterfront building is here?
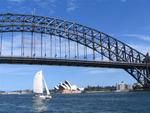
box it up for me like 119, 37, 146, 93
116, 81, 133, 92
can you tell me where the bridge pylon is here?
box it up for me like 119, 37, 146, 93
144, 53, 150, 88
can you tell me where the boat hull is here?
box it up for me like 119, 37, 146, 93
34, 94, 52, 100
39, 95, 52, 99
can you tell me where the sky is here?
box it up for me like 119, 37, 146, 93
0, 0, 150, 91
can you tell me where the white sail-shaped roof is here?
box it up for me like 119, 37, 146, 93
71, 85, 77, 90
64, 80, 72, 89
54, 86, 59, 90
60, 83, 67, 89
63, 83, 71, 90
33, 70, 43, 94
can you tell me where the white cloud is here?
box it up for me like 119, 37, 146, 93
7, 0, 54, 2
7, 0, 25, 2
120, 33, 150, 54
6, 0, 56, 15
67, 0, 77, 12
123, 34, 150, 42
129, 44, 150, 54
120, 0, 127, 2
85, 68, 118, 75
97, 0, 127, 3
0, 64, 37, 75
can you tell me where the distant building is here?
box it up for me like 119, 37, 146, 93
132, 83, 143, 90
54, 80, 84, 94
116, 81, 133, 92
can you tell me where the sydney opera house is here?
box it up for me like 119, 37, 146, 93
54, 80, 84, 94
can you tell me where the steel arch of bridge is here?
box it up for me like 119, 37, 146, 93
0, 13, 150, 88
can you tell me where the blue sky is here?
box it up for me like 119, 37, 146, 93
0, 0, 150, 91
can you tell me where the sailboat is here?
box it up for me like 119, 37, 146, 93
33, 70, 52, 99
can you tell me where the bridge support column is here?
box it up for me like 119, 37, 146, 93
144, 53, 150, 88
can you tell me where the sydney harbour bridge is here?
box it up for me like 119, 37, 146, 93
0, 13, 150, 88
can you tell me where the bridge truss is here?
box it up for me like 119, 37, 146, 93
0, 13, 149, 88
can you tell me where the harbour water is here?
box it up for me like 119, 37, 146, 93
0, 92, 150, 113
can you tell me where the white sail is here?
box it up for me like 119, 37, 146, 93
43, 76, 50, 95
33, 70, 43, 94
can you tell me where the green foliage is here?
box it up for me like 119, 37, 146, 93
84, 85, 116, 92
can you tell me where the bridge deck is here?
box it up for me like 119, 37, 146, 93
0, 56, 149, 69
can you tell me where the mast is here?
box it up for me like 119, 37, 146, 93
43, 75, 50, 95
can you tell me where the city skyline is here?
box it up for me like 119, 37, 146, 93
0, 0, 150, 91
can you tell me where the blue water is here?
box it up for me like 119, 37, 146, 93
0, 92, 150, 113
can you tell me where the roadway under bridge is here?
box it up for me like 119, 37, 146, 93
0, 56, 149, 69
